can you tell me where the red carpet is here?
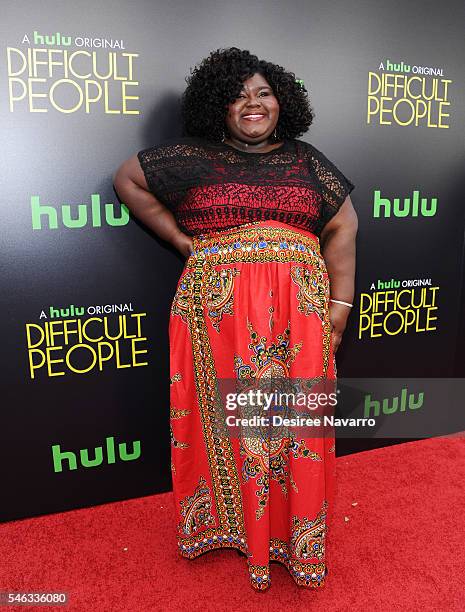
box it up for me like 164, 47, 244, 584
1, 435, 464, 611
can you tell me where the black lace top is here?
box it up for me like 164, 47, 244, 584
137, 136, 354, 237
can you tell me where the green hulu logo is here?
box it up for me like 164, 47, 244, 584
50, 305, 85, 318
363, 388, 424, 418
31, 194, 130, 229
385, 59, 411, 73
52, 436, 141, 472
377, 279, 400, 289
34, 31, 72, 46
373, 190, 437, 218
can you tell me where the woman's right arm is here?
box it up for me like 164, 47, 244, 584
113, 155, 193, 257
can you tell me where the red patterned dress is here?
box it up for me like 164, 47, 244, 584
138, 137, 354, 591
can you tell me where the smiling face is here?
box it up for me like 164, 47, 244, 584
224, 72, 280, 146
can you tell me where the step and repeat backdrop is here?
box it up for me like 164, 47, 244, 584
1, 0, 464, 521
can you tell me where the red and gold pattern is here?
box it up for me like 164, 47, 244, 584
233, 319, 322, 520
169, 373, 189, 474
171, 267, 240, 333
234, 319, 302, 380
169, 220, 336, 591
177, 476, 216, 535
290, 265, 328, 322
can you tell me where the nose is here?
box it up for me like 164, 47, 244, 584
245, 95, 262, 108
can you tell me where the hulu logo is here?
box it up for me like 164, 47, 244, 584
373, 190, 437, 218
52, 436, 141, 472
33, 31, 72, 46
385, 59, 411, 73
364, 388, 424, 418
31, 194, 130, 229
50, 304, 85, 318
376, 279, 400, 289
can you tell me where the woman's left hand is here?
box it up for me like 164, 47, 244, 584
329, 301, 351, 353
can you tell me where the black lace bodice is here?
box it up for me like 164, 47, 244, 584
137, 136, 354, 237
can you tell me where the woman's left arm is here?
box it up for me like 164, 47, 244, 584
320, 195, 358, 353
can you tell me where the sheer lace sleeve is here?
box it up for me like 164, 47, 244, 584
305, 143, 355, 231
137, 143, 171, 208
137, 137, 216, 212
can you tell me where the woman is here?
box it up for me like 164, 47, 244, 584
114, 47, 357, 591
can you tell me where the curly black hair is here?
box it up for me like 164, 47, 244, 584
180, 47, 314, 142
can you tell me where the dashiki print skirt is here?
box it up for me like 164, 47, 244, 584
168, 220, 336, 591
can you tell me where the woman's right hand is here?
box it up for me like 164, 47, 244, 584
171, 231, 194, 258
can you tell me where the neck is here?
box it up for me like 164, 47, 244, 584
225, 135, 281, 153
